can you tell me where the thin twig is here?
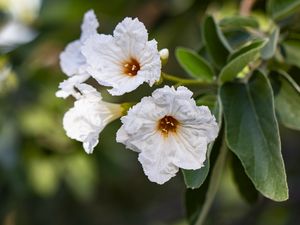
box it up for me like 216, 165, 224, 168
239, 0, 256, 16
194, 137, 228, 225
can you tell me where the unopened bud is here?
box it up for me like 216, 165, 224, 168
159, 48, 169, 65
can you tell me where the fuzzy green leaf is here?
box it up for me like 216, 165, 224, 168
219, 40, 266, 84
230, 153, 259, 204
202, 16, 231, 69
267, 0, 300, 20
219, 16, 259, 30
282, 40, 300, 68
270, 71, 300, 130
176, 47, 214, 82
220, 70, 288, 201
261, 27, 280, 60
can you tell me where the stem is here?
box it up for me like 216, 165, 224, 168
240, 0, 256, 16
194, 137, 228, 225
161, 72, 217, 89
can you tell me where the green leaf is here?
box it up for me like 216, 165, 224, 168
219, 16, 259, 30
230, 153, 259, 204
282, 40, 300, 68
267, 0, 300, 20
261, 27, 280, 60
270, 71, 300, 130
219, 40, 267, 84
228, 39, 266, 61
224, 30, 252, 50
175, 47, 214, 82
202, 16, 231, 69
183, 95, 222, 189
220, 70, 288, 201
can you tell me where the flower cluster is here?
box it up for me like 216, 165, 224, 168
57, 10, 219, 184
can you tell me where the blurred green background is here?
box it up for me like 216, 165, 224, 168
0, 0, 300, 224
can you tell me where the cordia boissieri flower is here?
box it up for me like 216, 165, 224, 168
63, 84, 123, 154
82, 17, 161, 96
56, 10, 99, 99
116, 86, 219, 184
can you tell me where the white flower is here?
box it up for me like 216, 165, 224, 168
116, 86, 219, 184
82, 17, 161, 96
56, 10, 99, 98
63, 84, 123, 154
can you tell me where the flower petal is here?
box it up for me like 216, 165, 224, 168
82, 34, 120, 70
113, 17, 148, 53
63, 102, 103, 154
80, 9, 99, 43
56, 74, 89, 99
136, 40, 161, 86
107, 76, 145, 96
75, 83, 102, 99
60, 10, 99, 77
117, 124, 179, 184
181, 106, 219, 143
172, 130, 207, 169
137, 134, 179, 184
60, 40, 86, 76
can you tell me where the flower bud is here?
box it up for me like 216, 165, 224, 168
159, 48, 169, 65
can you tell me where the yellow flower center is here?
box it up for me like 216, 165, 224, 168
158, 116, 179, 136
123, 58, 140, 76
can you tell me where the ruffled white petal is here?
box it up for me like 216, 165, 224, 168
56, 73, 89, 99
63, 84, 122, 154
172, 129, 207, 169
76, 83, 101, 98
116, 85, 219, 184
113, 17, 148, 52
81, 34, 121, 73
58, 10, 99, 97
135, 40, 161, 86
82, 17, 161, 96
138, 134, 179, 184
60, 40, 86, 77
60, 10, 99, 77
63, 105, 101, 154
117, 125, 179, 184
80, 10, 99, 43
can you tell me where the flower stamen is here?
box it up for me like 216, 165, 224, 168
158, 115, 179, 136
123, 58, 140, 76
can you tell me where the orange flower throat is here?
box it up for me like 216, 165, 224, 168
123, 58, 140, 76
158, 116, 179, 136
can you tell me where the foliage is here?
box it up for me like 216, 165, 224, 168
173, 0, 300, 224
